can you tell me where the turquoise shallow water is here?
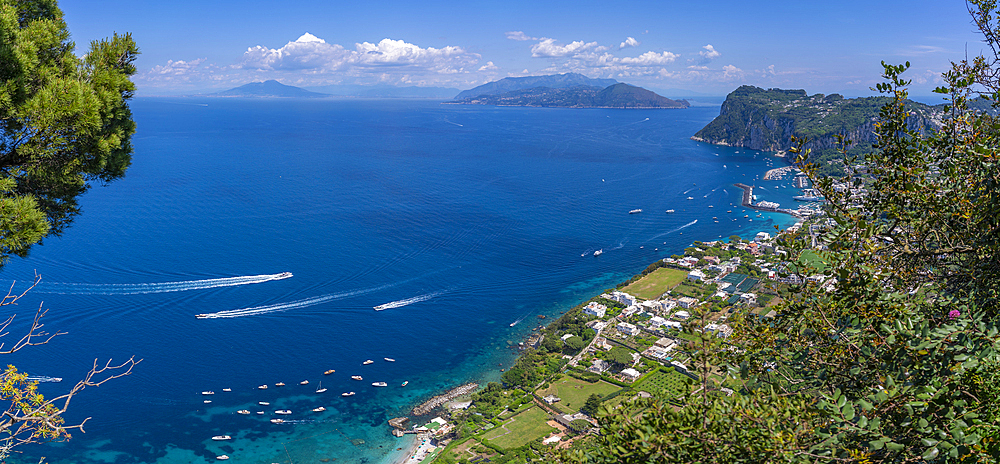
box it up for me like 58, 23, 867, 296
0, 98, 797, 463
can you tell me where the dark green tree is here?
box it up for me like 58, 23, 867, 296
563, 335, 585, 353
1, 0, 139, 264
581, 394, 602, 416
606, 346, 633, 368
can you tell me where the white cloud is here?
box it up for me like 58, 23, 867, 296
699, 44, 721, 60
506, 31, 537, 41
147, 58, 207, 77
722, 64, 744, 80
478, 61, 499, 71
619, 51, 679, 66
530, 38, 599, 57
619, 37, 639, 49
242, 33, 351, 71
687, 65, 709, 70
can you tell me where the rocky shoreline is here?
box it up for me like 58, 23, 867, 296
412, 382, 479, 416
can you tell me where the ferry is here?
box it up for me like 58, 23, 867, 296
593, 249, 603, 257
312, 407, 326, 412
372, 382, 388, 387
362, 360, 374, 365
351, 375, 363, 380
384, 357, 395, 362
324, 369, 335, 375
212, 435, 232, 441
628, 209, 642, 214
237, 410, 251, 415
342, 391, 356, 397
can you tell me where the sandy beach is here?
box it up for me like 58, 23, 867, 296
393, 436, 437, 464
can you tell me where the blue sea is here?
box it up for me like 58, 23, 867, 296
1, 98, 800, 463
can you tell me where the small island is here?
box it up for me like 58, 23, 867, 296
449, 73, 689, 109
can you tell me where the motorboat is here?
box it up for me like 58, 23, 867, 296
256, 411, 264, 415
372, 382, 388, 387
212, 435, 231, 441
351, 375, 363, 381
316, 382, 327, 394
342, 391, 356, 397
383, 358, 395, 362
324, 369, 335, 375
312, 407, 326, 412
629, 209, 642, 214
275, 410, 292, 415
299, 380, 309, 385
222, 388, 232, 392
687, 197, 694, 200
258, 401, 270, 406
270, 419, 284, 424
195, 314, 208, 319
593, 249, 603, 257
216, 455, 230, 461
204, 400, 212, 404
666, 209, 675, 213
275, 382, 285, 387
258, 385, 267, 390
401, 381, 408, 387
237, 410, 250, 415
202, 391, 215, 395
362, 360, 374, 365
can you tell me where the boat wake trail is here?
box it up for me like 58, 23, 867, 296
374, 291, 444, 311
198, 283, 392, 319
39, 273, 293, 295
682, 187, 695, 195
648, 220, 698, 241
25, 375, 62, 383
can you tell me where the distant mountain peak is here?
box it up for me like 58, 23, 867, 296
454, 73, 619, 100
448, 81, 689, 109
211, 80, 328, 98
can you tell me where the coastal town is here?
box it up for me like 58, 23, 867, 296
387, 176, 842, 464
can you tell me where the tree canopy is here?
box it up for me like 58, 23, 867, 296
0, 0, 139, 264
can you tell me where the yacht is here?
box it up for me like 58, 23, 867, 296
372, 382, 388, 387
687, 197, 694, 200
666, 209, 675, 213
362, 360, 374, 365
324, 369, 335, 375
401, 381, 409, 387
383, 357, 395, 362
203, 400, 212, 404
275, 382, 285, 387
212, 435, 232, 441
216, 455, 230, 461
201, 391, 215, 396
258, 401, 270, 406
351, 375, 363, 381
342, 391, 356, 397
275, 410, 292, 415
237, 410, 251, 415
195, 314, 209, 319
222, 388, 232, 392
258, 385, 267, 390
593, 249, 603, 257
256, 411, 265, 415
270, 419, 285, 424
629, 209, 642, 214
316, 382, 327, 394
299, 380, 309, 385
312, 406, 326, 412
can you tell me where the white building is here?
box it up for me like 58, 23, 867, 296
616, 322, 641, 336
704, 323, 733, 338
687, 269, 706, 282
620, 368, 641, 382
583, 301, 607, 318
649, 316, 681, 330
603, 291, 636, 307
677, 297, 699, 309
673, 310, 691, 320
740, 293, 757, 305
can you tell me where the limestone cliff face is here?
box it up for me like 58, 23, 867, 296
693, 86, 941, 155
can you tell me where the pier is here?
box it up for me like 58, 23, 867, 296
412, 383, 478, 416
733, 183, 804, 218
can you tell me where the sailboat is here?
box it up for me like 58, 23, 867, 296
315, 382, 327, 394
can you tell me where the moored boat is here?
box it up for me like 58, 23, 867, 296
299, 380, 309, 385
256, 411, 264, 415
222, 388, 231, 392
372, 382, 387, 387
342, 391, 355, 397
237, 410, 250, 415
212, 435, 231, 441
275, 382, 285, 387
362, 360, 374, 365
324, 369, 335, 375
275, 409, 292, 415
351, 375, 363, 380
666, 209, 675, 213
258, 401, 270, 406
401, 381, 408, 387
315, 382, 327, 393
383, 357, 395, 362
629, 209, 642, 214
216, 455, 230, 461
203, 400, 212, 404
258, 385, 267, 390
201, 391, 215, 395
312, 406, 326, 412
593, 249, 603, 256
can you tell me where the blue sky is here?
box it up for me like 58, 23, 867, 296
61, 0, 984, 96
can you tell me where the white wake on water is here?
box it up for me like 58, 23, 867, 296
648, 220, 698, 241
198, 283, 393, 319
39, 273, 293, 295
373, 291, 444, 311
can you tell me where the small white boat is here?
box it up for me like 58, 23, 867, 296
258, 385, 268, 390
708, 205, 714, 208
342, 391, 356, 397
362, 360, 374, 365
312, 406, 326, 412
237, 410, 251, 415
195, 314, 208, 319
275, 382, 285, 387
299, 380, 309, 385
324, 369, 335, 375
401, 381, 408, 387
258, 401, 270, 406
315, 382, 327, 394
204, 400, 212, 404
216, 455, 230, 461
383, 357, 395, 362
687, 197, 694, 200
256, 411, 265, 415
202, 391, 215, 396
212, 435, 231, 441
222, 388, 232, 392
593, 249, 603, 257
275, 409, 292, 415
629, 209, 642, 214
351, 375, 363, 380
270, 419, 284, 424
372, 382, 387, 387
666, 209, 675, 213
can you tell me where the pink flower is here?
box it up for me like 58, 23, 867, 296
948, 309, 961, 319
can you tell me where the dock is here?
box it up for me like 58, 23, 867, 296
412, 383, 478, 416
733, 183, 804, 218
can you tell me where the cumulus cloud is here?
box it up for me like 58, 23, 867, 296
147, 58, 207, 77
619, 51, 679, 66
722, 64, 744, 80
619, 37, 639, 49
242, 33, 351, 71
699, 44, 721, 60
506, 31, 537, 41
478, 61, 499, 71
530, 38, 599, 57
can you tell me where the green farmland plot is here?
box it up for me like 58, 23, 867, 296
623, 268, 689, 300
535, 377, 622, 413
633, 368, 692, 399
481, 406, 555, 450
